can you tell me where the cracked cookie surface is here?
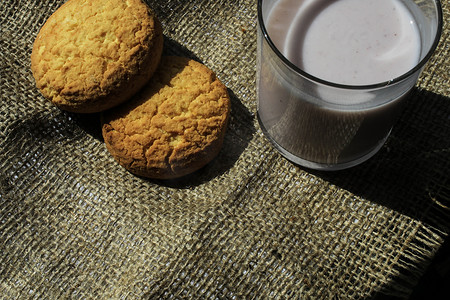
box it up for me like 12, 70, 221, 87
31, 0, 163, 113
101, 56, 231, 179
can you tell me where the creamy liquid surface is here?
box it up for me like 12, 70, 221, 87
267, 0, 421, 85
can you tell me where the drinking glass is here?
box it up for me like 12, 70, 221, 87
257, 0, 443, 170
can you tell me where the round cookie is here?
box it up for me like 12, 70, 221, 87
101, 56, 231, 179
31, 0, 163, 113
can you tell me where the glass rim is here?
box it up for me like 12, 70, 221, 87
257, 0, 443, 90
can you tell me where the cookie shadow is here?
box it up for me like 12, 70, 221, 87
162, 35, 202, 60
67, 112, 103, 141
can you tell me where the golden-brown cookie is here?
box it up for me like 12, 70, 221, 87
101, 56, 231, 179
31, 0, 163, 113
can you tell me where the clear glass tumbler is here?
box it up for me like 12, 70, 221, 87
257, 0, 443, 170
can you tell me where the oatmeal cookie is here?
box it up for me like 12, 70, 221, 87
101, 56, 231, 179
31, 0, 163, 113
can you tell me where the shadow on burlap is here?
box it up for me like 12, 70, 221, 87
1, 0, 449, 299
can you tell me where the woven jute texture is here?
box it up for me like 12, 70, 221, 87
1, 0, 449, 299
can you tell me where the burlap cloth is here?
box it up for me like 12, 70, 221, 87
1, 0, 449, 299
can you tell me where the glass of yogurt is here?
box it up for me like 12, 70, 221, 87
257, 0, 443, 170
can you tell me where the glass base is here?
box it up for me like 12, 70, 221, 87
257, 113, 388, 171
